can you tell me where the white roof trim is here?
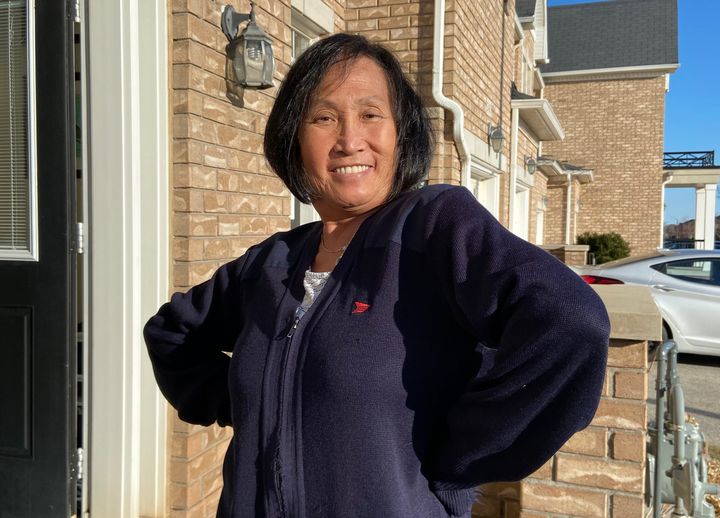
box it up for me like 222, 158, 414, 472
538, 158, 563, 177
533, 0, 549, 64
538, 158, 593, 184
511, 97, 565, 141
519, 16, 535, 29
543, 63, 680, 83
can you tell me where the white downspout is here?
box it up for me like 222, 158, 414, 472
432, 0, 470, 186
508, 107, 519, 232
565, 172, 573, 245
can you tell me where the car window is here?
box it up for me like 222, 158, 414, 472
596, 252, 665, 269
652, 258, 720, 286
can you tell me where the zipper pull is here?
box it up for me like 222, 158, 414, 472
286, 307, 303, 338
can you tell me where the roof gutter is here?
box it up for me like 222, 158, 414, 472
543, 63, 680, 83
432, 0, 470, 186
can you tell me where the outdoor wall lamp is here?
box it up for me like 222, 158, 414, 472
221, 2, 275, 92
525, 156, 537, 175
488, 124, 504, 154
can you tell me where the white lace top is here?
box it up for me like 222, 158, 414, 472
298, 270, 331, 316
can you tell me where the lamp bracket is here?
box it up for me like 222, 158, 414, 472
221, 3, 256, 41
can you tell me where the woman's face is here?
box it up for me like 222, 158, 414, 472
298, 56, 398, 220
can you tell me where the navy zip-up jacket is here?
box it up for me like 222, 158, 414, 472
144, 185, 610, 517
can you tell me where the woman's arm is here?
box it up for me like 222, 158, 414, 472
143, 254, 249, 427
424, 187, 610, 489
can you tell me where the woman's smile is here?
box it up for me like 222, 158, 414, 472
298, 56, 398, 218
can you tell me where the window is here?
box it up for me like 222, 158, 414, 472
520, 53, 533, 95
0, 0, 37, 260
512, 185, 529, 240
291, 24, 312, 61
469, 171, 499, 218
291, 9, 323, 61
535, 206, 545, 245
289, 9, 325, 226
652, 259, 720, 286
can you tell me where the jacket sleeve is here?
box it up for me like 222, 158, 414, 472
424, 187, 610, 490
143, 255, 249, 427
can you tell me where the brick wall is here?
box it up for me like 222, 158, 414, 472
346, 0, 517, 221
543, 77, 667, 255
170, 0, 314, 515
474, 339, 648, 517
545, 176, 583, 246
166, 2, 656, 516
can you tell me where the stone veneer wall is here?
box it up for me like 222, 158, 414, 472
473, 339, 648, 518
543, 77, 667, 255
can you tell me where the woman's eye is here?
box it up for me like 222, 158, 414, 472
311, 114, 334, 124
362, 112, 382, 120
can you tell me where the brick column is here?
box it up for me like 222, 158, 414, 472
473, 339, 648, 518
541, 244, 590, 266
473, 281, 663, 518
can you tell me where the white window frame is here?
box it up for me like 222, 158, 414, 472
535, 205, 545, 245
0, 0, 38, 261
289, 7, 328, 227
513, 185, 530, 240
469, 163, 500, 219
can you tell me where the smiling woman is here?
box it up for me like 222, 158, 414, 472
298, 57, 397, 221
145, 33, 611, 518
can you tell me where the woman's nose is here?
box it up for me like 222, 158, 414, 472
333, 118, 366, 154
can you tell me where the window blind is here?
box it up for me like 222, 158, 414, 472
0, 0, 29, 252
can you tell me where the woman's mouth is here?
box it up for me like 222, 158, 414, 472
333, 165, 371, 174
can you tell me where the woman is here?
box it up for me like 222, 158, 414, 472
145, 34, 610, 518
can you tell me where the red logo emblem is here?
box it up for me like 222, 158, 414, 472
351, 301, 370, 314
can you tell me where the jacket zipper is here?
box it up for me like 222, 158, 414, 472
272, 309, 302, 517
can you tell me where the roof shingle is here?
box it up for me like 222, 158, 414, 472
516, 0, 537, 18
541, 0, 678, 74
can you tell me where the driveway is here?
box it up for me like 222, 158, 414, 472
648, 353, 720, 448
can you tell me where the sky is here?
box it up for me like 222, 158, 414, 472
547, 0, 720, 225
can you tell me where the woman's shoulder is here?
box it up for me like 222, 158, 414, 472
390, 184, 482, 214
214, 221, 320, 279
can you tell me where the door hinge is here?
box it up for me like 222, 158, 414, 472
73, 222, 85, 254
71, 447, 84, 480
72, 0, 81, 23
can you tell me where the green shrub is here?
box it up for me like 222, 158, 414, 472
576, 232, 630, 264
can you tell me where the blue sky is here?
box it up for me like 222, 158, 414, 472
547, 0, 719, 225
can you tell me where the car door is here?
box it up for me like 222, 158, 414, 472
650, 257, 720, 353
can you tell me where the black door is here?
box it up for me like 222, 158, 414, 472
0, 0, 76, 516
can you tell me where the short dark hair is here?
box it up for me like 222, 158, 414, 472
264, 33, 433, 204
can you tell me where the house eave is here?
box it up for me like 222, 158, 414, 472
543, 63, 680, 83
519, 16, 535, 30
511, 97, 565, 141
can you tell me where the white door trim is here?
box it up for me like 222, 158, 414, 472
87, 1, 169, 516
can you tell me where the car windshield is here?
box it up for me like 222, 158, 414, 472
594, 252, 666, 269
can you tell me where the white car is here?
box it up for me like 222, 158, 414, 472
573, 250, 720, 357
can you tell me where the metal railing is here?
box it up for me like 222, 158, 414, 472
664, 151, 715, 169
